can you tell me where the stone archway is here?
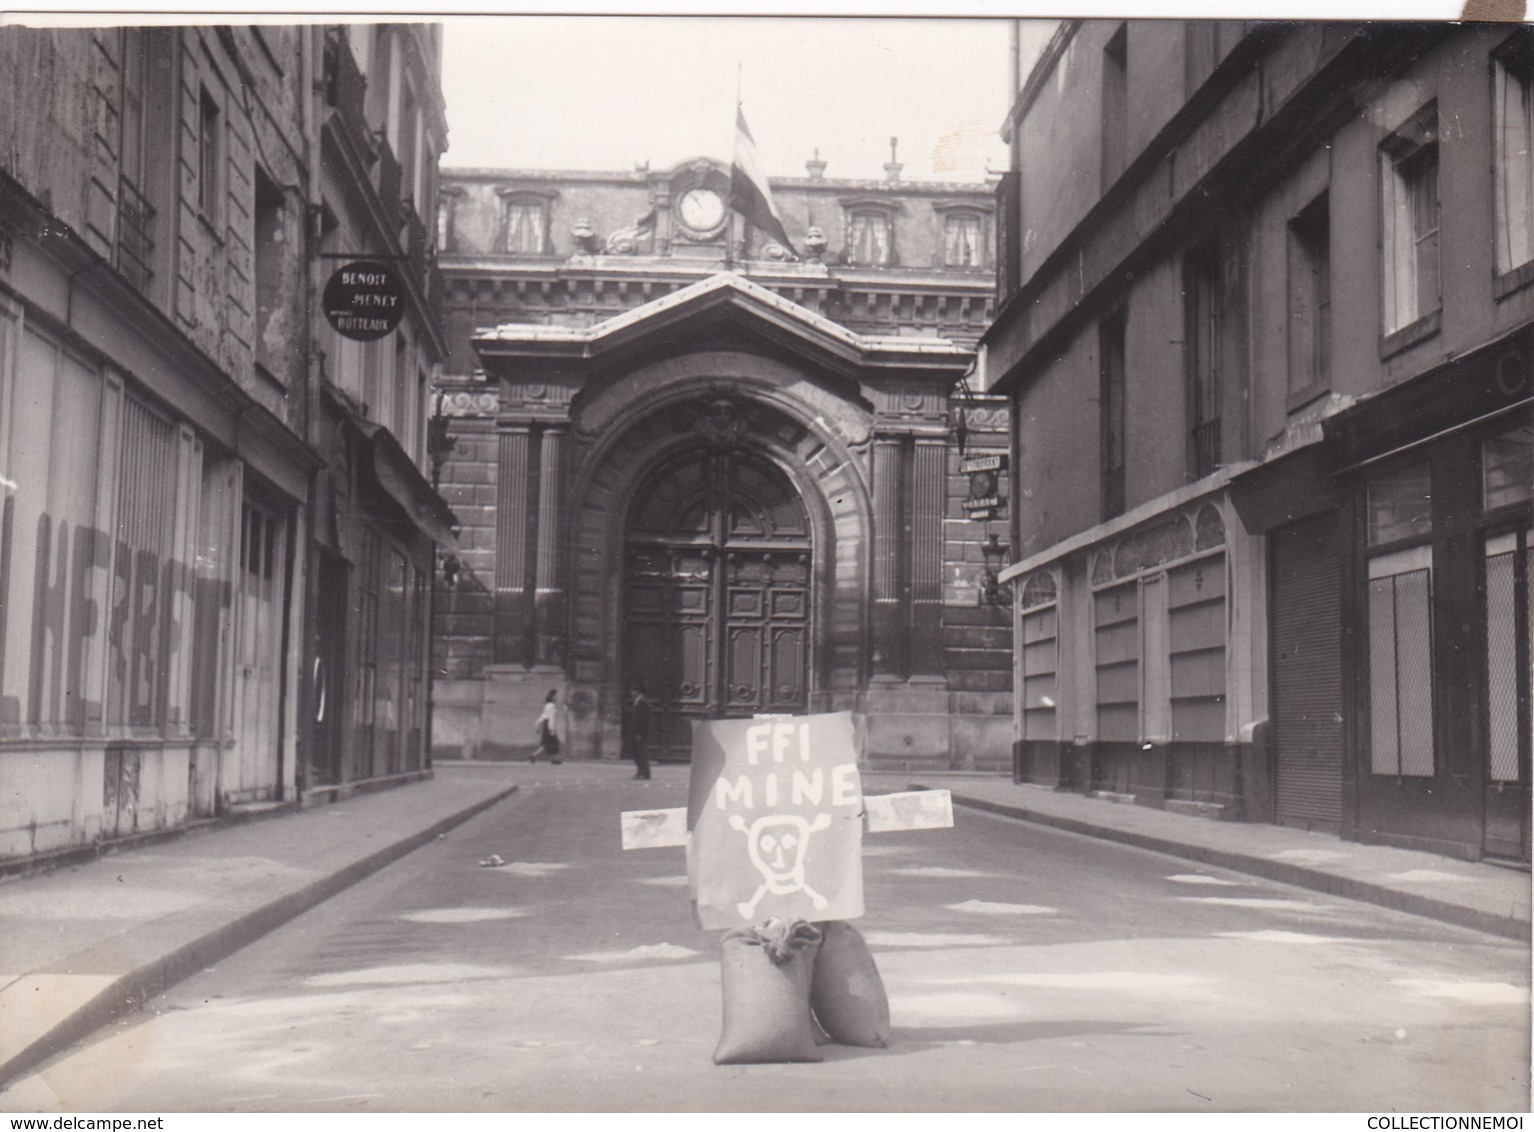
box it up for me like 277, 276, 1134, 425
562, 377, 873, 760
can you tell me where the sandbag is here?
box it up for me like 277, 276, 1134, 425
713, 918, 824, 1065
810, 919, 890, 1047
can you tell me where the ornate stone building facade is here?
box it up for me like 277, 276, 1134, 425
430, 158, 1013, 767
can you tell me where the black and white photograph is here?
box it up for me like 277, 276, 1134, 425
0, 4, 1529, 1116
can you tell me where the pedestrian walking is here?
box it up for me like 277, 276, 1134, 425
532, 689, 563, 764
624, 684, 654, 779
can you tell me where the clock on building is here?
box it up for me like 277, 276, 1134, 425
676, 187, 728, 240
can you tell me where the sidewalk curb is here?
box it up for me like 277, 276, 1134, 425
0, 783, 519, 1091
919, 786, 1532, 944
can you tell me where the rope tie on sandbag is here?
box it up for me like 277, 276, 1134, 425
722, 917, 823, 965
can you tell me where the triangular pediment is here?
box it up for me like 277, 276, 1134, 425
472, 272, 972, 380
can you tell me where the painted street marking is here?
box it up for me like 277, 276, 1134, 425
479, 861, 571, 878
885, 865, 1007, 879
1392, 979, 1528, 1005
1177, 896, 1335, 911
928, 971, 1210, 992
304, 963, 513, 987
399, 907, 526, 924
947, 899, 1058, 915
636, 875, 690, 887
1166, 873, 1241, 886
888, 992, 1021, 1020
1265, 848, 1350, 865
620, 807, 688, 850
1384, 869, 1470, 883
566, 943, 702, 963
1215, 930, 1351, 945
864, 789, 954, 832
860, 930, 1010, 948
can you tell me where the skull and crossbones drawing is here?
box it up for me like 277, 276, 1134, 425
728, 812, 833, 919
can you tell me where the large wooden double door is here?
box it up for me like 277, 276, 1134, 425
623, 450, 812, 760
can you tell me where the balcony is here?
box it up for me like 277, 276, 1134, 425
114, 175, 155, 293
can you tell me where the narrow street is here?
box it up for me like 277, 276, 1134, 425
7, 763, 1528, 1113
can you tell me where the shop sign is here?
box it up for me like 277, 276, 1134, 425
323, 260, 405, 341
960, 453, 1007, 475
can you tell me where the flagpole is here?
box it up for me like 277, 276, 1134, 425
728, 64, 742, 271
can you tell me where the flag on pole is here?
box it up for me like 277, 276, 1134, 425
729, 106, 795, 256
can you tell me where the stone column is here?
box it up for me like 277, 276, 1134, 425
871, 433, 905, 678
533, 424, 566, 668
911, 437, 946, 675
493, 424, 533, 665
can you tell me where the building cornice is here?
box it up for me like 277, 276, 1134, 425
999, 465, 1247, 584
473, 271, 973, 378
441, 256, 996, 296
440, 165, 994, 197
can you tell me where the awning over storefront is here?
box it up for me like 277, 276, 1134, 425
343, 407, 459, 551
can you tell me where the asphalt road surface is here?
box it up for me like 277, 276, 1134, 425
7, 763, 1529, 1112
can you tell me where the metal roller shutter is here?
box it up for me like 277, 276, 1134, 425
1273, 513, 1344, 828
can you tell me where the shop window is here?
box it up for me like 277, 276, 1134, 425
1483, 424, 1534, 511
1493, 30, 1534, 285
846, 209, 892, 266
1483, 531, 1530, 783
1168, 555, 1227, 742
1020, 572, 1059, 742
355, 525, 379, 743
1287, 192, 1331, 402
1141, 575, 1171, 744
1381, 103, 1440, 338
3, 326, 108, 734
405, 563, 428, 770
1365, 457, 1435, 777
943, 212, 983, 268
111, 395, 182, 729
1094, 581, 1140, 742
1367, 546, 1435, 777
1367, 461, 1432, 546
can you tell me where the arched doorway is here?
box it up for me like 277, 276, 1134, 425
623, 448, 812, 760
